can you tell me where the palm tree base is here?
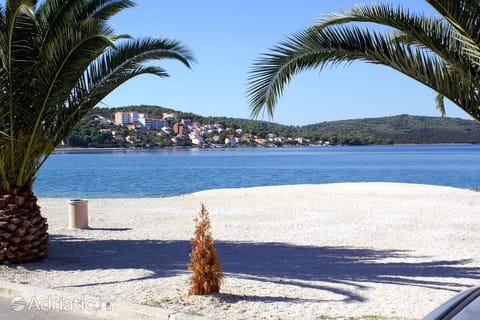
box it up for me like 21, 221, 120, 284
0, 190, 48, 264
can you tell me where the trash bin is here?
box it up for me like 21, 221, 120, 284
68, 199, 89, 229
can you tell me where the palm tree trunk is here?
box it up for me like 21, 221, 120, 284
0, 188, 48, 264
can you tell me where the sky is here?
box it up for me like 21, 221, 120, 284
101, 1, 472, 126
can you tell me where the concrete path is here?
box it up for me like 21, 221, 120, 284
0, 281, 202, 320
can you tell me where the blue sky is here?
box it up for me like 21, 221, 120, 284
102, 1, 471, 126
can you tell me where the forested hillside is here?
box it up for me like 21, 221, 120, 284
302, 114, 480, 144
65, 106, 480, 147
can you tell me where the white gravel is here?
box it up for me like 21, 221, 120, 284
1, 182, 479, 319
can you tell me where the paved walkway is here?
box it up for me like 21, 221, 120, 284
0, 296, 99, 320
0, 280, 200, 319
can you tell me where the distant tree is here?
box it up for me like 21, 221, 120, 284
247, 0, 480, 122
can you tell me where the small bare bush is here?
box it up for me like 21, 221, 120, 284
188, 204, 223, 295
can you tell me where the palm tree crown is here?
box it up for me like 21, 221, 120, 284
0, 0, 194, 264
0, 0, 194, 192
247, 0, 480, 122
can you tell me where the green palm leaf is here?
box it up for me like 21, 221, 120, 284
247, 0, 480, 123
426, 0, 480, 68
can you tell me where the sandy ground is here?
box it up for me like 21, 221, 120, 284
0, 182, 479, 319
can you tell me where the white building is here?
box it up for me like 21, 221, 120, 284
115, 112, 140, 125
146, 118, 169, 130
138, 113, 168, 130
225, 137, 239, 145
163, 112, 177, 120
114, 112, 130, 125
190, 134, 204, 146
161, 127, 172, 135
115, 112, 169, 131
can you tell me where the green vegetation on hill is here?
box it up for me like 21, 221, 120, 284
64, 106, 480, 148
303, 114, 480, 144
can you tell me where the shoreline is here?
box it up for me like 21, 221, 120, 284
35, 181, 480, 201
37, 181, 479, 199
3, 182, 480, 319
54, 142, 479, 151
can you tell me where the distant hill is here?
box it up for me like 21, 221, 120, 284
74, 106, 480, 147
302, 114, 480, 144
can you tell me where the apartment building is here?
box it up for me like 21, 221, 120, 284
138, 114, 169, 130
114, 112, 140, 125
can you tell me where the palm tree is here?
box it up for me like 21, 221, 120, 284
0, 0, 194, 264
247, 0, 480, 122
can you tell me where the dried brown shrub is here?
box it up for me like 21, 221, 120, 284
188, 204, 223, 295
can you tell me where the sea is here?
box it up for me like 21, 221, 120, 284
33, 144, 480, 198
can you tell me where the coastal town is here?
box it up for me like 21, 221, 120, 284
64, 110, 480, 148
69, 110, 327, 148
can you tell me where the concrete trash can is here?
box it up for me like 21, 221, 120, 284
68, 199, 89, 229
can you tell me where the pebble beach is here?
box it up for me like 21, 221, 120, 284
1, 182, 479, 319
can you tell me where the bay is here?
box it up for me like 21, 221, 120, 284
34, 145, 480, 198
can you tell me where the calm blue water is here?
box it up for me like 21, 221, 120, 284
33, 145, 480, 198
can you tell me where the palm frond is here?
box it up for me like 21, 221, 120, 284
86, 0, 136, 20
315, 4, 479, 81
248, 25, 480, 119
435, 93, 446, 117
427, 0, 480, 44
1, 0, 37, 185
426, 0, 480, 68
